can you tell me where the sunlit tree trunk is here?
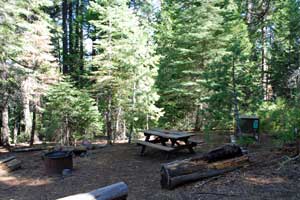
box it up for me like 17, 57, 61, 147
122, 119, 127, 140
246, 0, 253, 26
29, 105, 36, 146
261, 25, 272, 100
106, 92, 113, 144
1, 103, 10, 146
194, 105, 202, 131
115, 107, 122, 140
13, 120, 18, 144
128, 81, 136, 144
21, 78, 32, 138
232, 57, 241, 136
105, 16, 113, 145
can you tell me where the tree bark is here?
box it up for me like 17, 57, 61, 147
22, 77, 32, 138
62, 0, 69, 74
13, 119, 18, 144
128, 81, 136, 144
194, 105, 202, 131
1, 103, 10, 146
68, 0, 73, 73
79, 0, 84, 72
106, 92, 113, 145
246, 0, 253, 26
232, 57, 241, 136
29, 105, 36, 146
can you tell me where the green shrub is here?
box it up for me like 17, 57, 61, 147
42, 80, 103, 145
257, 98, 299, 144
237, 135, 256, 146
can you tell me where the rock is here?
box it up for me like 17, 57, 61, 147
62, 168, 72, 177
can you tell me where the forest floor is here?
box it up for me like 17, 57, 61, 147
0, 133, 300, 200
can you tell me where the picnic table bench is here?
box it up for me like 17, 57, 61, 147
136, 129, 202, 158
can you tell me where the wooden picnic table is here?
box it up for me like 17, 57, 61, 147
136, 129, 198, 158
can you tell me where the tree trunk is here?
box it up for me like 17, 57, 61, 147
29, 105, 36, 146
13, 119, 18, 144
232, 57, 241, 136
106, 92, 113, 145
261, 1, 272, 101
194, 105, 202, 131
68, 0, 73, 73
75, 0, 79, 51
146, 114, 149, 130
122, 119, 127, 140
62, 0, 69, 74
105, 16, 113, 145
22, 77, 32, 138
246, 0, 253, 26
66, 117, 70, 146
79, 0, 84, 72
128, 81, 136, 144
115, 107, 121, 140
1, 103, 10, 146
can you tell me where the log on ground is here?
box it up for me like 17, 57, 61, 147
160, 144, 249, 189
200, 144, 243, 162
12, 147, 44, 152
0, 158, 22, 172
57, 182, 128, 200
0, 156, 16, 164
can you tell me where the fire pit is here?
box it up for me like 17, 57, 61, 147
43, 151, 73, 174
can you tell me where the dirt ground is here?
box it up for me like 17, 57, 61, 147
0, 133, 300, 200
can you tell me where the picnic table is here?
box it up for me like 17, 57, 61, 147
136, 129, 201, 158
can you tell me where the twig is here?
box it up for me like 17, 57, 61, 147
196, 175, 222, 188
277, 154, 300, 170
197, 192, 239, 197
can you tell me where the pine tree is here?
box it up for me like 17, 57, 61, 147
156, 0, 227, 130
89, 0, 161, 142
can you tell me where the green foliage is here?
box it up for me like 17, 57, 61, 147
89, 0, 162, 134
156, 0, 228, 129
203, 0, 261, 130
237, 135, 256, 146
258, 98, 300, 143
42, 80, 103, 144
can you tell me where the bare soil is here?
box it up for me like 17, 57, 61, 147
0, 134, 300, 200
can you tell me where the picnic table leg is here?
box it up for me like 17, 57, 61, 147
183, 139, 195, 154
170, 139, 176, 147
141, 146, 146, 156
160, 137, 168, 146
140, 135, 151, 156
188, 146, 195, 154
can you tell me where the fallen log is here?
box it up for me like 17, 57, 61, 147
0, 156, 16, 164
160, 144, 248, 189
0, 158, 22, 172
201, 144, 243, 162
12, 147, 44, 152
57, 182, 128, 200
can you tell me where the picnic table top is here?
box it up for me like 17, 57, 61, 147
143, 129, 195, 140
